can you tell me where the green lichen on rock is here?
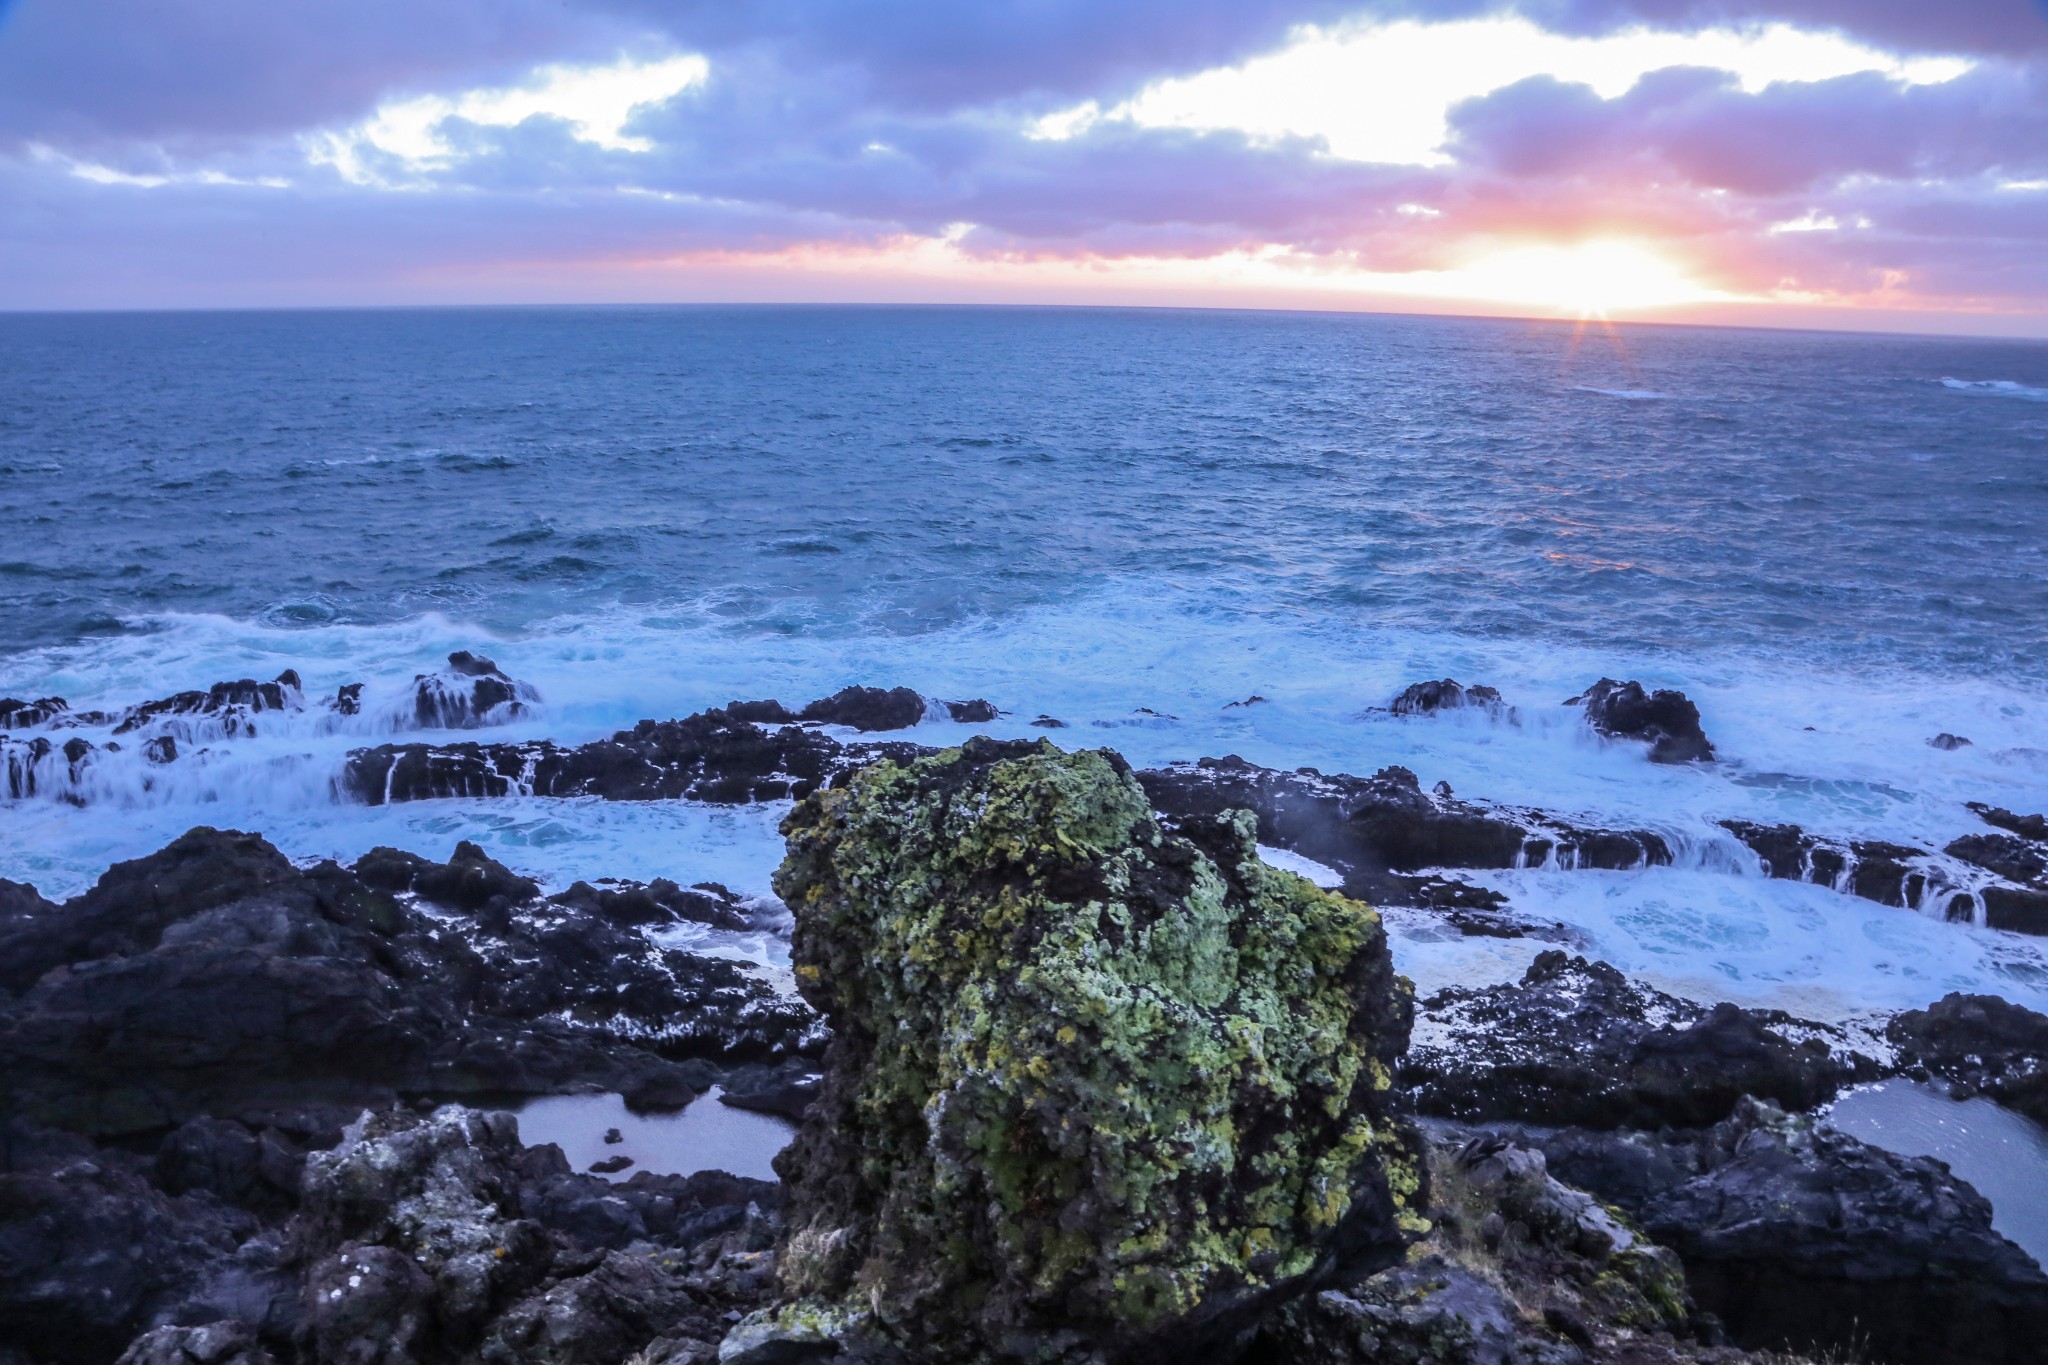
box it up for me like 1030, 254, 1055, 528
761, 737, 1420, 1363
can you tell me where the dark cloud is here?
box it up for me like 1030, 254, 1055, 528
0, 0, 640, 149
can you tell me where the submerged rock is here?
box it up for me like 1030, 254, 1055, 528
1567, 679, 1714, 764
742, 737, 1423, 1364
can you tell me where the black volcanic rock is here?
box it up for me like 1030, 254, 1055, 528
1568, 678, 1714, 763
1137, 756, 1670, 911
111, 672, 303, 740
410, 651, 538, 729
1405, 952, 1853, 1128
1387, 679, 1508, 717
0, 830, 818, 1137
797, 683, 926, 731
1501, 1098, 2048, 1365
0, 1151, 254, 1365
1946, 832, 2048, 888
1971, 803, 2048, 842
1719, 819, 2007, 924
0, 697, 68, 731
1889, 993, 2048, 1125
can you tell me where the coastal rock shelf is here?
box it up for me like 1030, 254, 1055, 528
13, 664, 2038, 940
3, 779, 2047, 1363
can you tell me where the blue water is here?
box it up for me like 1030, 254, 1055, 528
4, 305, 2048, 1019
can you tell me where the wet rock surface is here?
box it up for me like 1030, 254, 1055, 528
1405, 952, 1859, 1129
407, 651, 540, 729
1137, 757, 1670, 914
0, 829, 818, 1139
1718, 817, 2048, 933
743, 736, 1424, 1364
1889, 992, 2048, 1125
1386, 679, 1510, 718
1567, 680, 1714, 764
1470, 1098, 2048, 1365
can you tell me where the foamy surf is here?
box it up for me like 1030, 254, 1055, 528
4, 580, 2044, 1017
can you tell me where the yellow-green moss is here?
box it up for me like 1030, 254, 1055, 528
767, 739, 1419, 1361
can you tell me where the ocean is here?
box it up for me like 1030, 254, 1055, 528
4, 304, 2047, 1021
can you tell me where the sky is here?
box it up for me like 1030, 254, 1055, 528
3, 1, 2048, 331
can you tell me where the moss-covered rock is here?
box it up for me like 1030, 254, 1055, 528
746, 737, 1421, 1364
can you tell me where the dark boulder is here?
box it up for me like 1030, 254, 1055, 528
797, 685, 926, 732
1946, 832, 2048, 889
1497, 1099, 2048, 1365
1928, 732, 1973, 750
1568, 679, 1714, 763
715, 1061, 820, 1122
408, 840, 540, 912
0, 1153, 251, 1365
741, 737, 1422, 1363
115, 1322, 276, 1365
0, 830, 818, 1137
941, 698, 999, 723
0, 697, 68, 731
1889, 993, 2048, 1125
1386, 679, 1508, 717
1405, 952, 1853, 1128
0, 827, 298, 995
411, 651, 539, 729
548, 879, 751, 932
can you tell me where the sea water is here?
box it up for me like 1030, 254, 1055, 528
2, 305, 2046, 1020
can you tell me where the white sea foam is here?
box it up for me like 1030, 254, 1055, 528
4, 583, 2046, 1015
1572, 386, 1677, 400
1939, 378, 2048, 402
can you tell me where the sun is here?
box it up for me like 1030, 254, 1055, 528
1446, 239, 1727, 318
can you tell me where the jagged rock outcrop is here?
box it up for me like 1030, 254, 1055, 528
1259, 1135, 1710, 1364
1717, 818, 2048, 933
1889, 993, 2048, 1125
1568, 679, 1714, 764
1386, 680, 1509, 718
406, 651, 540, 729
337, 709, 906, 806
1494, 1099, 2048, 1365
734, 737, 1424, 1364
1405, 952, 1857, 1128
1138, 758, 1669, 913
0, 830, 817, 1137
112, 672, 305, 741
1971, 804, 2048, 842
0, 697, 69, 730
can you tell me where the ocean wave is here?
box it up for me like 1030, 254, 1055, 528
1939, 378, 2048, 402
1572, 386, 1677, 400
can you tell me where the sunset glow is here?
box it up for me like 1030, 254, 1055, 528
2, 2, 2045, 330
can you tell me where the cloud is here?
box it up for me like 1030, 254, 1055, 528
3, 0, 2048, 322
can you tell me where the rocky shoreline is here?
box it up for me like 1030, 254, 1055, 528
4, 674, 2048, 1363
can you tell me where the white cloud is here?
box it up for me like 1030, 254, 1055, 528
310, 53, 708, 184
28, 144, 288, 190
1037, 18, 1972, 167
